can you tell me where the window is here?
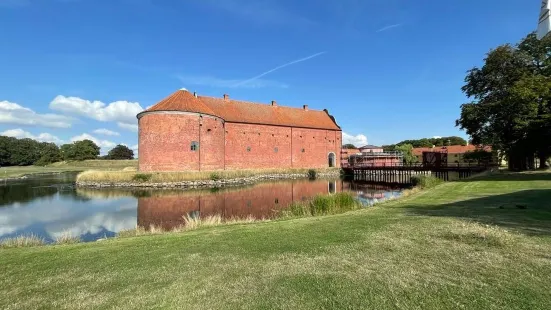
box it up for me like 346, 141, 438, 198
274, 147, 278, 153
190, 141, 199, 151
247, 146, 251, 152
275, 198, 279, 204
301, 148, 305, 153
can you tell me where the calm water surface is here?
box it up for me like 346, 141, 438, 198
0, 173, 404, 243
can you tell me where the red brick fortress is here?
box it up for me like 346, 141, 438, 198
137, 89, 342, 171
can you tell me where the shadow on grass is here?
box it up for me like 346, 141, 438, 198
466, 171, 551, 182
405, 189, 551, 236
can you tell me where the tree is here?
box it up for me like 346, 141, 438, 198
456, 32, 551, 170
395, 144, 418, 164
463, 149, 493, 165
61, 140, 100, 161
34, 143, 62, 166
10, 138, 41, 166
106, 144, 134, 160
0, 136, 16, 166
342, 144, 357, 149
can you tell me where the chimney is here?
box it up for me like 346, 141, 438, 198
223, 94, 229, 100
193, 91, 197, 98
271, 100, 277, 107
303, 105, 308, 111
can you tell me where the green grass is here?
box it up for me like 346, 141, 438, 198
1, 172, 551, 309
0, 160, 137, 179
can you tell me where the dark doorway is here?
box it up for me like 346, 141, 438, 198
328, 153, 336, 167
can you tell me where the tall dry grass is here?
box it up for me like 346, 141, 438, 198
0, 235, 45, 249
54, 232, 81, 245
77, 168, 341, 183
117, 215, 264, 238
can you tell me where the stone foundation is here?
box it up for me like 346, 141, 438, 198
76, 171, 342, 189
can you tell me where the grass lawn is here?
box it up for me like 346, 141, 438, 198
1, 172, 551, 309
0, 160, 137, 179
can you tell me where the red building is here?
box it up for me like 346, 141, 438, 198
345, 145, 403, 167
137, 89, 342, 171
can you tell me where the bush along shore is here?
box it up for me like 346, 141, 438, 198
76, 168, 342, 189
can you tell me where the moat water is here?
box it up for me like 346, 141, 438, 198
0, 173, 404, 243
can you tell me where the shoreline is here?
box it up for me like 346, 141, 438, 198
76, 170, 343, 189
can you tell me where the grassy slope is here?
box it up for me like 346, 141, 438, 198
1, 172, 551, 309
0, 160, 137, 179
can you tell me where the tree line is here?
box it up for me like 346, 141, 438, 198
457, 32, 551, 170
382, 136, 467, 150
0, 136, 134, 166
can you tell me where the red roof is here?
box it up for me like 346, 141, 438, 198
146, 89, 215, 115
412, 145, 492, 156
142, 89, 340, 130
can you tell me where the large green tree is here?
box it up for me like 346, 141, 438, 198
10, 138, 41, 166
106, 144, 134, 160
456, 32, 551, 170
35, 143, 62, 166
61, 140, 100, 161
395, 144, 418, 165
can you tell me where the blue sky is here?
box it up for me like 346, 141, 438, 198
0, 0, 540, 151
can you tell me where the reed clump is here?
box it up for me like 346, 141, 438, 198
54, 232, 81, 245
280, 192, 361, 218
0, 235, 45, 249
117, 216, 263, 239
410, 175, 443, 189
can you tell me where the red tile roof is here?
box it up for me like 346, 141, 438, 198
143, 89, 341, 130
146, 89, 215, 115
412, 145, 492, 156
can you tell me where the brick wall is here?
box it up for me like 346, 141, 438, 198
139, 113, 201, 171
225, 123, 341, 170
200, 116, 225, 170
224, 123, 292, 170
139, 113, 341, 171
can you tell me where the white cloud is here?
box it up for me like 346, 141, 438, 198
49, 95, 144, 124
0, 100, 72, 128
0, 128, 64, 144
131, 144, 138, 151
93, 128, 120, 136
176, 75, 289, 89
70, 133, 116, 152
117, 122, 138, 132
432, 136, 442, 139
342, 132, 368, 147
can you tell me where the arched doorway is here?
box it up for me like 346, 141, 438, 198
328, 152, 336, 167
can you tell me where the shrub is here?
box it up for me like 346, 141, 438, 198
411, 175, 443, 189
307, 169, 317, 180
132, 173, 152, 182
210, 172, 221, 181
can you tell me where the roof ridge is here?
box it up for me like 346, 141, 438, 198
198, 95, 322, 112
